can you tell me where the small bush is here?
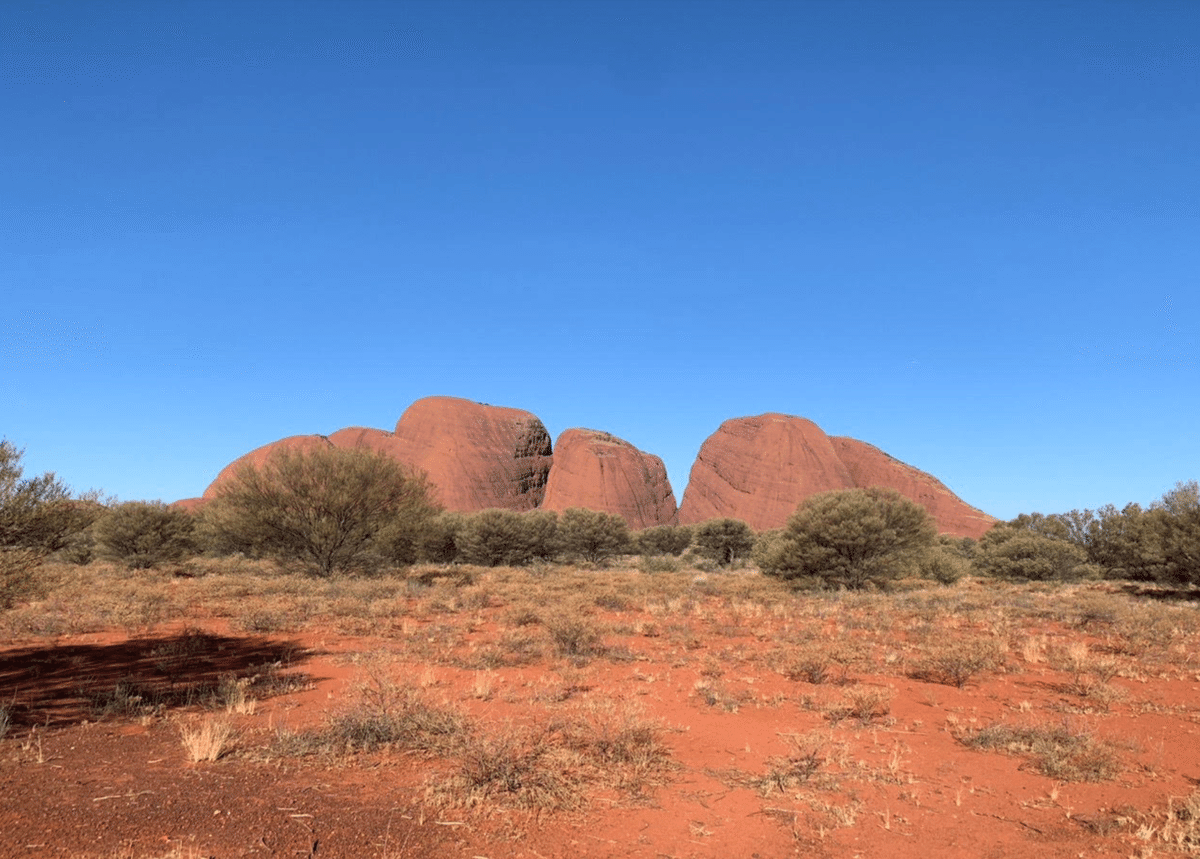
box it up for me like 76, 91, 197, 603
973, 526, 1089, 581
417, 511, 465, 563
435, 724, 584, 811
547, 614, 604, 659
767, 488, 937, 589
909, 638, 1006, 688
825, 685, 893, 725
957, 721, 1121, 781
693, 518, 755, 567
1, 440, 97, 606
638, 554, 680, 574
746, 732, 828, 796
93, 501, 198, 569
206, 445, 439, 577
457, 509, 558, 566
775, 641, 855, 685
279, 678, 467, 757
633, 525, 693, 556
556, 508, 631, 566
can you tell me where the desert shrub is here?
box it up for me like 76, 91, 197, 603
973, 526, 1089, 581
909, 638, 1005, 688
751, 528, 786, 575
692, 518, 755, 567
916, 543, 970, 585
417, 511, 465, 563
274, 675, 467, 759
633, 524, 692, 556
1154, 480, 1200, 586
457, 508, 557, 566
204, 445, 439, 577
957, 721, 1121, 782
637, 554, 680, 574
546, 614, 604, 659
1, 440, 97, 606
765, 488, 936, 589
556, 508, 631, 565
93, 501, 198, 569
437, 724, 584, 811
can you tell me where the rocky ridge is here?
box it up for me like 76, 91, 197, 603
189, 399, 994, 537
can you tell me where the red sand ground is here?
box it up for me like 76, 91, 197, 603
2, 577, 1199, 859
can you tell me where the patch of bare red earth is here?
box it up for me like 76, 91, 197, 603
2, 612, 1197, 859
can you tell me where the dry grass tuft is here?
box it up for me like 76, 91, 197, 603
824, 684, 893, 725
1136, 789, 1200, 855
956, 720, 1121, 782
273, 675, 467, 758
180, 716, 233, 762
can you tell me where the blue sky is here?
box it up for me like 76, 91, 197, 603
3, 0, 1197, 521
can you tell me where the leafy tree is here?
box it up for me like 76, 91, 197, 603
457, 508, 558, 566
1154, 480, 1200, 586
556, 508, 631, 565
1, 440, 96, 605
205, 445, 439, 576
1085, 502, 1164, 580
93, 501, 197, 569
693, 518, 755, 567
973, 525, 1089, 581
765, 488, 936, 589
633, 524, 692, 556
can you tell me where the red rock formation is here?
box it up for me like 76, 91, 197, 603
829, 437, 996, 538
678, 414, 854, 529
201, 398, 552, 513
541, 428, 677, 528
201, 434, 333, 500
678, 413, 994, 537
388, 397, 553, 512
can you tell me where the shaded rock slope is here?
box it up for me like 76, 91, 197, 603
189, 400, 993, 536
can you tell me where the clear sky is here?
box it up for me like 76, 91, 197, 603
3, 0, 1197, 521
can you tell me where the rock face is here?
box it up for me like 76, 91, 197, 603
195, 399, 994, 538
201, 434, 334, 500
829, 437, 996, 539
678, 413, 995, 538
201, 397, 553, 513
387, 397, 553, 512
541, 429, 678, 528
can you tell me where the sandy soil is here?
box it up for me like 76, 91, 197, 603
2, 570, 1199, 859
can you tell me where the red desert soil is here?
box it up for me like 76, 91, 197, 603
2, 568, 1199, 859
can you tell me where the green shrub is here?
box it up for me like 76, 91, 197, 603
418, 511, 466, 563
765, 488, 936, 589
1, 440, 97, 606
556, 508, 631, 565
457, 509, 558, 566
973, 526, 1088, 581
917, 544, 969, 585
692, 518, 755, 567
751, 528, 786, 575
633, 524, 692, 556
93, 501, 198, 569
205, 445, 440, 577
